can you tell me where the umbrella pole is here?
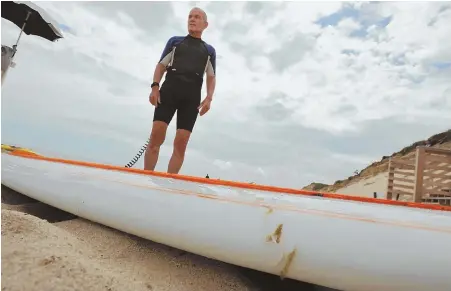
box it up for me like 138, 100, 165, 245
2, 11, 31, 87
13, 11, 32, 52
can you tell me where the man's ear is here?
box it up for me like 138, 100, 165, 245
204, 21, 209, 29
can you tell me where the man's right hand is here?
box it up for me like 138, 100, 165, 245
149, 87, 161, 107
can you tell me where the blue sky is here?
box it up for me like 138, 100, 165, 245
2, 1, 450, 188
317, 3, 392, 31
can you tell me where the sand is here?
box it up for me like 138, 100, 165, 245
333, 172, 389, 198
332, 170, 418, 202
1, 208, 251, 291
1, 187, 331, 291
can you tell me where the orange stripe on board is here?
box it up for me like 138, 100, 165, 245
7, 150, 451, 212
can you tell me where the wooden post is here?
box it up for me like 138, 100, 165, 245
413, 147, 426, 203
386, 158, 393, 200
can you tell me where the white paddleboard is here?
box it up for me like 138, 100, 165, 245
2, 150, 451, 291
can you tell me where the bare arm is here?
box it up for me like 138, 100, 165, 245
153, 63, 166, 85
153, 37, 174, 86
149, 63, 167, 107
198, 55, 216, 115
206, 74, 216, 100
205, 46, 217, 100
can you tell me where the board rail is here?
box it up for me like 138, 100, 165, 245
3, 146, 451, 212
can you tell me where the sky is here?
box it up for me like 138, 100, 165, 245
1, 1, 450, 189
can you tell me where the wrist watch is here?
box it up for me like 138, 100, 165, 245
151, 82, 159, 88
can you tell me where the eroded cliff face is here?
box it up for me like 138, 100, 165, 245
303, 129, 451, 193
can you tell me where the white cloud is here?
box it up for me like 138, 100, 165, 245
1, 1, 450, 189
337, 17, 361, 35
213, 159, 232, 171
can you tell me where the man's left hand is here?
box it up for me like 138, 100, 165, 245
198, 96, 212, 116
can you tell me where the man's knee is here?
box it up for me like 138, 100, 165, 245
148, 121, 168, 151
173, 129, 191, 156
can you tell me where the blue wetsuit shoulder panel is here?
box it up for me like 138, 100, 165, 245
159, 36, 185, 66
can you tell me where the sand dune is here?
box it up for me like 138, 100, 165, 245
333, 172, 389, 198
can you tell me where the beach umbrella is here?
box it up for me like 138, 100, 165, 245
1, 1, 64, 85
1, 1, 64, 44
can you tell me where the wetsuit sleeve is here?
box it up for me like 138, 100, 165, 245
159, 37, 174, 67
206, 46, 216, 77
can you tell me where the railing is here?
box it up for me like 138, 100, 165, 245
387, 152, 416, 201
387, 146, 451, 205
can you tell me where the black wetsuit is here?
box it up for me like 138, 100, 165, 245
153, 34, 216, 132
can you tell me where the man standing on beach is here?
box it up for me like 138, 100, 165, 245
144, 7, 216, 174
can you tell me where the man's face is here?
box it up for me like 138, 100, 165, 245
188, 9, 208, 33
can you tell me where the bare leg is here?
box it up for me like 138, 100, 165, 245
167, 129, 191, 174
144, 121, 168, 171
